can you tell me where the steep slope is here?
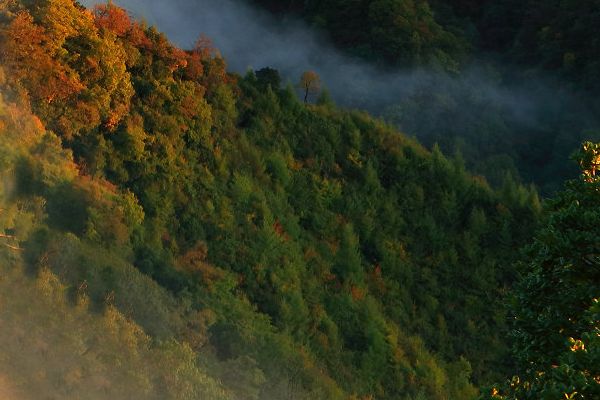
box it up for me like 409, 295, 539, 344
0, 1, 542, 399
0, 263, 231, 400
0, 88, 230, 399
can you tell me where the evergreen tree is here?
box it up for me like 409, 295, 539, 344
484, 142, 600, 399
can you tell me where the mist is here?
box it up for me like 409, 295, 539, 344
78, 0, 535, 110
80, 0, 600, 191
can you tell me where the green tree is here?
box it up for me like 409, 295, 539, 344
484, 142, 600, 399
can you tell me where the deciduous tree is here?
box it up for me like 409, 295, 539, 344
299, 70, 321, 103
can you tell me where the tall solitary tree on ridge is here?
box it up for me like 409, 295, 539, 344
299, 70, 321, 103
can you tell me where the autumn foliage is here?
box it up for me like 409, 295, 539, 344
93, 2, 131, 36
299, 70, 321, 103
0, 11, 83, 104
0, 2, 550, 400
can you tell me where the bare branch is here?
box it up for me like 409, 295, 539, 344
3, 243, 23, 251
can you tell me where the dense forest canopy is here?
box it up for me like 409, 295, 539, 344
0, 0, 597, 399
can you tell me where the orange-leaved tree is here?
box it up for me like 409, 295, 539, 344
299, 70, 321, 103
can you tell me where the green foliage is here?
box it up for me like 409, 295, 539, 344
0, 2, 553, 399
368, 0, 466, 70
513, 0, 600, 93
483, 142, 600, 399
251, 0, 468, 71
255, 67, 281, 91
0, 262, 231, 400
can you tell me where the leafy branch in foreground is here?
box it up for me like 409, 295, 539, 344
483, 142, 600, 400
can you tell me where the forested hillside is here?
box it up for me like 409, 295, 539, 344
0, 1, 596, 399
247, 0, 600, 194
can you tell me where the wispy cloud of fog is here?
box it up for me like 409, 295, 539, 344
79, 0, 540, 112
80, 0, 600, 191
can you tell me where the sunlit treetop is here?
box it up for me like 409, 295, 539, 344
575, 141, 600, 182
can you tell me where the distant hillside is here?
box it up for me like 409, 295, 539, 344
249, 0, 600, 90
246, 0, 600, 194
